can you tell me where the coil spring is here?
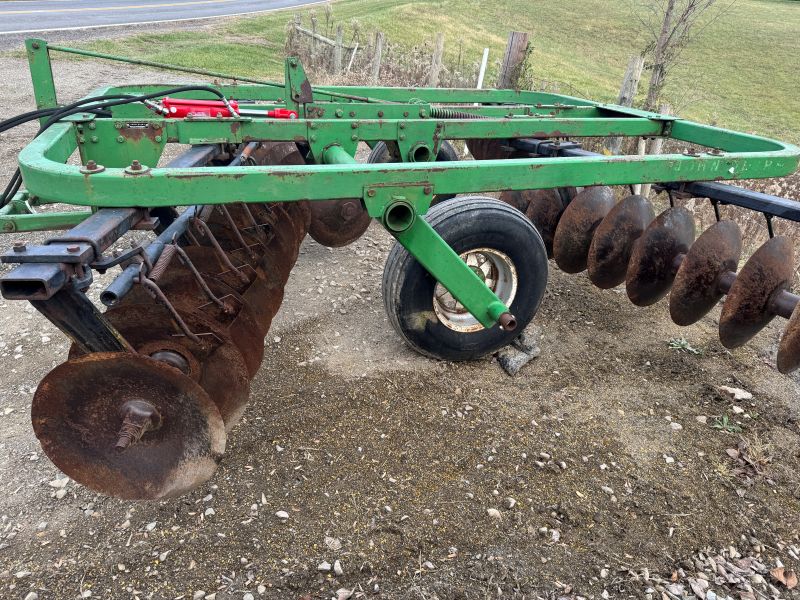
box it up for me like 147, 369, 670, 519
429, 107, 487, 120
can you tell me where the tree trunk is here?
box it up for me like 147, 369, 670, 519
644, 0, 676, 111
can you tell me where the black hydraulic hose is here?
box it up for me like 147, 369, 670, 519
0, 85, 233, 208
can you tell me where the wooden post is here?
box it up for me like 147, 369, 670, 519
428, 32, 445, 87
310, 15, 318, 65
497, 31, 529, 89
371, 31, 384, 84
606, 55, 645, 155
640, 103, 671, 198
333, 24, 344, 74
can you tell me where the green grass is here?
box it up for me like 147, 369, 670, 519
76, 0, 800, 143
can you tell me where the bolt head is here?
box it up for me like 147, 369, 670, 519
423, 186, 432, 195
67, 245, 80, 253
367, 189, 376, 198
31, 42, 40, 49
13, 241, 26, 252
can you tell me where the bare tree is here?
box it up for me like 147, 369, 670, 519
630, 0, 737, 110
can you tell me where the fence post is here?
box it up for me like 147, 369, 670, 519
497, 31, 529, 89
428, 32, 445, 87
310, 15, 318, 64
606, 55, 645, 155
333, 24, 344, 74
371, 31, 384, 84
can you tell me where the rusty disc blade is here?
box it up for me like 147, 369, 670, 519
181, 245, 285, 333
719, 236, 794, 348
32, 352, 225, 500
625, 207, 696, 307
466, 139, 525, 161
498, 189, 575, 258
153, 268, 265, 378
552, 186, 615, 273
587, 194, 655, 289
101, 303, 251, 429
308, 199, 371, 248
778, 303, 800, 374
669, 220, 742, 326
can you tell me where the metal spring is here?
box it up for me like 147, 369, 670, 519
429, 107, 487, 120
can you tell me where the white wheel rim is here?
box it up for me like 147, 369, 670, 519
432, 247, 518, 333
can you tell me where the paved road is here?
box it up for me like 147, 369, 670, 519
0, 0, 322, 34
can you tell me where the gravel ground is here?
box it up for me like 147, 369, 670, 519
0, 50, 799, 600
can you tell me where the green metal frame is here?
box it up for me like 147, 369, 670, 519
7, 38, 800, 331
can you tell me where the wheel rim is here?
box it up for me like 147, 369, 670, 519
432, 247, 518, 333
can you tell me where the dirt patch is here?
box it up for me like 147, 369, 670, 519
0, 55, 798, 600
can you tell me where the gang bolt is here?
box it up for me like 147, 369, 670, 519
13, 241, 26, 252
115, 400, 161, 452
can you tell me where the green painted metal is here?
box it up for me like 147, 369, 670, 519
12, 41, 800, 333
26, 39, 58, 126
0, 192, 91, 232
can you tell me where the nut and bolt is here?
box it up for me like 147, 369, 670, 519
377, 110, 384, 118
12, 241, 26, 252
423, 186, 432, 195
351, 122, 359, 129
130, 160, 142, 171
335, 109, 343, 118
367, 189, 376, 198
86, 160, 98, 171
31, 42, 40, 49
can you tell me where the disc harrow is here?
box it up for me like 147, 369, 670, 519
1, 41, 799, 500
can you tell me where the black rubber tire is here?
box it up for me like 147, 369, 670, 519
368, 140, 459, 203
382, 197, 548, 361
